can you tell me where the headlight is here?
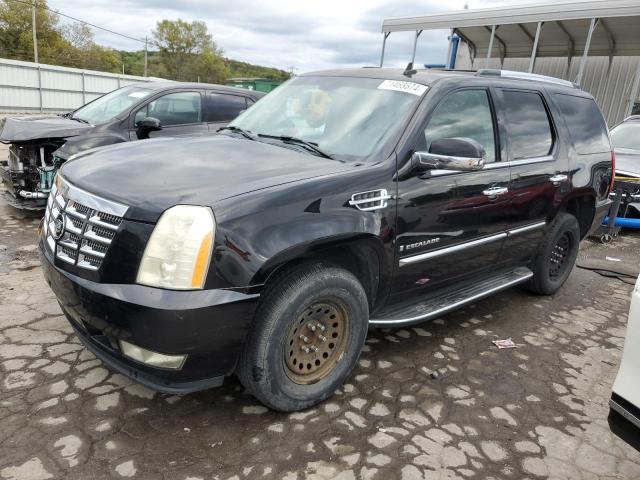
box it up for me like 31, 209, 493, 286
137, 205, 215, 290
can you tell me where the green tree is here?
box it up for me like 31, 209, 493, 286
0, 0, 66, 63
152, 19, 227, 82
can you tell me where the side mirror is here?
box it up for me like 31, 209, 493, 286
413, 137, 486, 172
136, 117, 162, 139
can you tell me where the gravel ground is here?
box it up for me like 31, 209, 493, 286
1, 180, 640, 480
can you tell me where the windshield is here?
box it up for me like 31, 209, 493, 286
611, 122, 640, 151
73, 86, 153, 125
230, 76, 426, 160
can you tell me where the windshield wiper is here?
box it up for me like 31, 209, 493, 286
69, 115, 90, 124
258, 134, 334, 159
218, 126, 257, 141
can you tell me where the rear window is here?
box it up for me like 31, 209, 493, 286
207, 94, 248, 122
554, 94, 610, 154
501, 90, 554, 160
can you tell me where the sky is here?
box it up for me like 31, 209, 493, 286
46, 0, 534, 73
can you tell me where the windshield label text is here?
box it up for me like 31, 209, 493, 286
378, 80, 428, 96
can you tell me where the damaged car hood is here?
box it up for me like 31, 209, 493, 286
615, 148, 640, 178
0, 115, 93, 143
59, 134, 352, 223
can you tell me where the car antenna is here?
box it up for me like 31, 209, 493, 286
403, 62, 417, 77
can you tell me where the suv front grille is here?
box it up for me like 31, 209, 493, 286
43, 178, 127, 272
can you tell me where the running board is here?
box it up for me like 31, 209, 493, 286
370, 267, 533, 327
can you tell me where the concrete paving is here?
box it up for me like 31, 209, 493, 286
1, 185, 640, 479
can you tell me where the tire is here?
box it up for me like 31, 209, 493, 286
526, 212, 580, 295
237, 262, 369, 412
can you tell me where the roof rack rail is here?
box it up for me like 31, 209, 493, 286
475, 69, 577, 88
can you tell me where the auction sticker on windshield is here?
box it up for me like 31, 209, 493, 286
378, 80, 428, 96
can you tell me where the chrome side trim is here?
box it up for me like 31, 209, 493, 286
609, 399, 640, 430
508, 221, 546, 236
485, 155, 554, 169
370, 270, 533, 325
430, 156, 555, 176
399, 232, 507, 266
57, 175, 128, 218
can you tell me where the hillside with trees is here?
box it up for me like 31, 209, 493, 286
0, 0, 290, 83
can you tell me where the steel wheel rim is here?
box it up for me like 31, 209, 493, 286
283, 300, 350, 385
549, 232, 571, 279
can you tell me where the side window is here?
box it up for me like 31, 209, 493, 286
134, 91, 201, 127
501, 90, 554, 160
424, 89, 497, 163
207, 94, 248, 122
554, 94, 610, 154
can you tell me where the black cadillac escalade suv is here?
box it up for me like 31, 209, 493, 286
39, 68, 613, 411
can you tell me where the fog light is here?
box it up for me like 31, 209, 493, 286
119, 340, 187, 370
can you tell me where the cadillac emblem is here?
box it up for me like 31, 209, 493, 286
52, 213, 65, 240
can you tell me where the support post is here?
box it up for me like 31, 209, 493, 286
626, 60, 640, 118
485, 25, 496, 68
379, 32, 390, 67
81, 72, 86, 105
445, 29, 454, 69
37, 66, 42, 113
576, 18, 598, 86
411, 30, 423, 64
32, 1, 38, 63
528, 22, 543, 73
144, 36, 148, 77
557, 21, 575, 79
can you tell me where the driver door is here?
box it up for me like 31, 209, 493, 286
129, 90, 208, 140
392, 88, 510, 300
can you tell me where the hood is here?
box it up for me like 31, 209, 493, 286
0, 115, 93, 143
615, 148, 640, 177
60, 134, 352, 222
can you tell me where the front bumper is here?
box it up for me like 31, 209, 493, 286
39, 238, 259, 394
1, 166, 48, 210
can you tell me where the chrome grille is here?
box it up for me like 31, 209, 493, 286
44, 177, 127, 271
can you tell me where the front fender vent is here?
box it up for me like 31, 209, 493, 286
348, 189, 391, 211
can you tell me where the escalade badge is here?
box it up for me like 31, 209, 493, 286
52, 213, 65, 240
399, 238, 440, 252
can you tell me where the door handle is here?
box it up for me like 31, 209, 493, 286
482, 186, 509, 198
549, 174, 568, 186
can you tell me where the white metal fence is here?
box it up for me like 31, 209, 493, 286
0, 58, 163, 113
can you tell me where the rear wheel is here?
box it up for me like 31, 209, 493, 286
238, 262, 368, 412
526, 212, 580, 295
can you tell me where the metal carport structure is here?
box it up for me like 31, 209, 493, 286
380, 0, 640, 124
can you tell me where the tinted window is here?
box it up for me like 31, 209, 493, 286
501, 90, 553, 160
424, 89, 496, 162
134, 91, 201, 127
207, 94, 247, 122
555, 94, 611, 154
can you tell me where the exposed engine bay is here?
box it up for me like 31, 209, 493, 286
1, 140, 66, 209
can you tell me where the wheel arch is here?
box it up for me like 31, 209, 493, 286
558, 193, 596, 239
252, 234, 389, 311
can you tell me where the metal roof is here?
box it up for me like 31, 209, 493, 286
382, 0, 640, 57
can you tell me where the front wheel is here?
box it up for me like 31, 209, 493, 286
237, 262, 369, 412
526, 212, 580, 295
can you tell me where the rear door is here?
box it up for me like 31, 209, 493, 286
205, 92, 251, 131
493, 87, 567, 269
129, 90, 208, 140
392, 87, 510, 301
